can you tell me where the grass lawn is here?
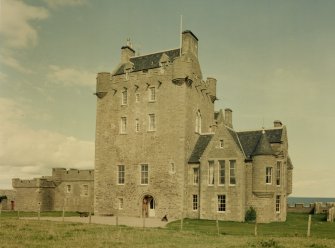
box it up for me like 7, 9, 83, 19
0, 212, 334, 248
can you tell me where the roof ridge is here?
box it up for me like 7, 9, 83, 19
237, 127, 283, 133
131, 47, 180, 59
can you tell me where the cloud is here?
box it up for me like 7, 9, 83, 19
42, 0, 87, 9
47, 65, 96, 88
0, 52, 33, 74
0, 97, 94, 188
0, 0, 49, 49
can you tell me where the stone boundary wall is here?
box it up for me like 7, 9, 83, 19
0, 189, 16, 210
314, 202, 335, 214
287, 203, 315, 213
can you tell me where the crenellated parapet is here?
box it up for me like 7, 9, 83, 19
12, 178, 55, 188
51, 168, 94, 182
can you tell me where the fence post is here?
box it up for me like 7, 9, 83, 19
216, 215, 220, 236
88, 211, 92, 224
62, 199, 65, 222
0, 202, 2, 217
17, 210, 20, 219
307, 214, 311, 237
180, 212, 184, 231
116, 210, 119, 227
38, 202, 41, 220
254, 221, 258, 237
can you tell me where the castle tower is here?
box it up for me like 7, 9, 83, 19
94, 31, 217, 218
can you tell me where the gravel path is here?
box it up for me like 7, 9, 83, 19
22, 216, 174, 228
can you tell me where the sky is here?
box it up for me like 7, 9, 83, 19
0, 0, 334, 197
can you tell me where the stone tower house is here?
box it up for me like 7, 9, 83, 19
94, 30, 293, 222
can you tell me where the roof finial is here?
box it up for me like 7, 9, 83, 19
126, 38, 132, 48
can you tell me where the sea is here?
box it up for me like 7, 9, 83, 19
288, 197, 335, 207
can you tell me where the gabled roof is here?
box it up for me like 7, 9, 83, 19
237, 129, 282, 158
113, 48, 180, 75
188, 134, 214, 163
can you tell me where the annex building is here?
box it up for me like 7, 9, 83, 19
94, 30, 293, 223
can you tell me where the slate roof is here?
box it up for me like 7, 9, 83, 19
188, 134, 214, 163
113, 48, 180, 75
237, 129, 282, 158
252, 131, 275, 156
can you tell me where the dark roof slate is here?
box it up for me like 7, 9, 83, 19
227, 128, 244, 154
237, 129, 282, 158
113, 48, 180, 75
188, 134, 214, 163
252, 131, 275, 156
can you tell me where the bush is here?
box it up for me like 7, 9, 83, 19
245, 207, 257, 222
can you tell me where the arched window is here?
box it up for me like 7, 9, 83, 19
195, 110, 202, 133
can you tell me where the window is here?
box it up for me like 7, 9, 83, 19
141, 164, 149, 184
120, 117, 127, 134
276, 161, 281, 186
193, 168, 199, 184
192, 195, 198, 210
266, 167, 272, 184
149, 87, 156, 101
66, 185, 71, 193
219, 139, 224, 148
119, 198, 124, 210
118, 165, 125, 184
135, 119, 140, 132
148, 114, 156, 131
208, 160, 214, 185
195, 110, 202, 133
276, 195, 280, 213
135, 93, 140, 102
121, 89, 128, 105
217, 195, 226, 212
82, 185, 89, 196
219, 160, 225, 185
229, 160, 236, 185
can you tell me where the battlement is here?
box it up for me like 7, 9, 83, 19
12, 178, 55, 188
52, 168, 94, 181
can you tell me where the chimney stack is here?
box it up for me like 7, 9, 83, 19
225, 108, 233, 128
274, 120, 282, 128
121, 45, 135, 63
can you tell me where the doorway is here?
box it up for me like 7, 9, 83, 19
142, 195, 155, 217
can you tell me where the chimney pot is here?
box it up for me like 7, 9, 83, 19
274, 120, 282, 127
225, 108, 233, 128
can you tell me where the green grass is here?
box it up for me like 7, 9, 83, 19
167, 213, 335, 239
0, 212, 334, 247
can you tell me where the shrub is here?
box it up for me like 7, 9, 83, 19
245, 207, 257, 222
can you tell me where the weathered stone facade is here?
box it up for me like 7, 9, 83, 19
94, 30, 293, 223
12, 168, 94, 212
0, 189, 16, 210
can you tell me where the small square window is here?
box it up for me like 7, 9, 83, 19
135, 119, 140, 132
119, 198, 124, 210
141, 164, 149, 185
66, 185, 71, 193
148, 114, 156, 131
149, 87, 156, 102
121, 90, 128, 105
120, 117, 127, 134
192, 195, 198, 210
135, 93, 140, 102
219, 139, 224, 148
218, 195, 226, 212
